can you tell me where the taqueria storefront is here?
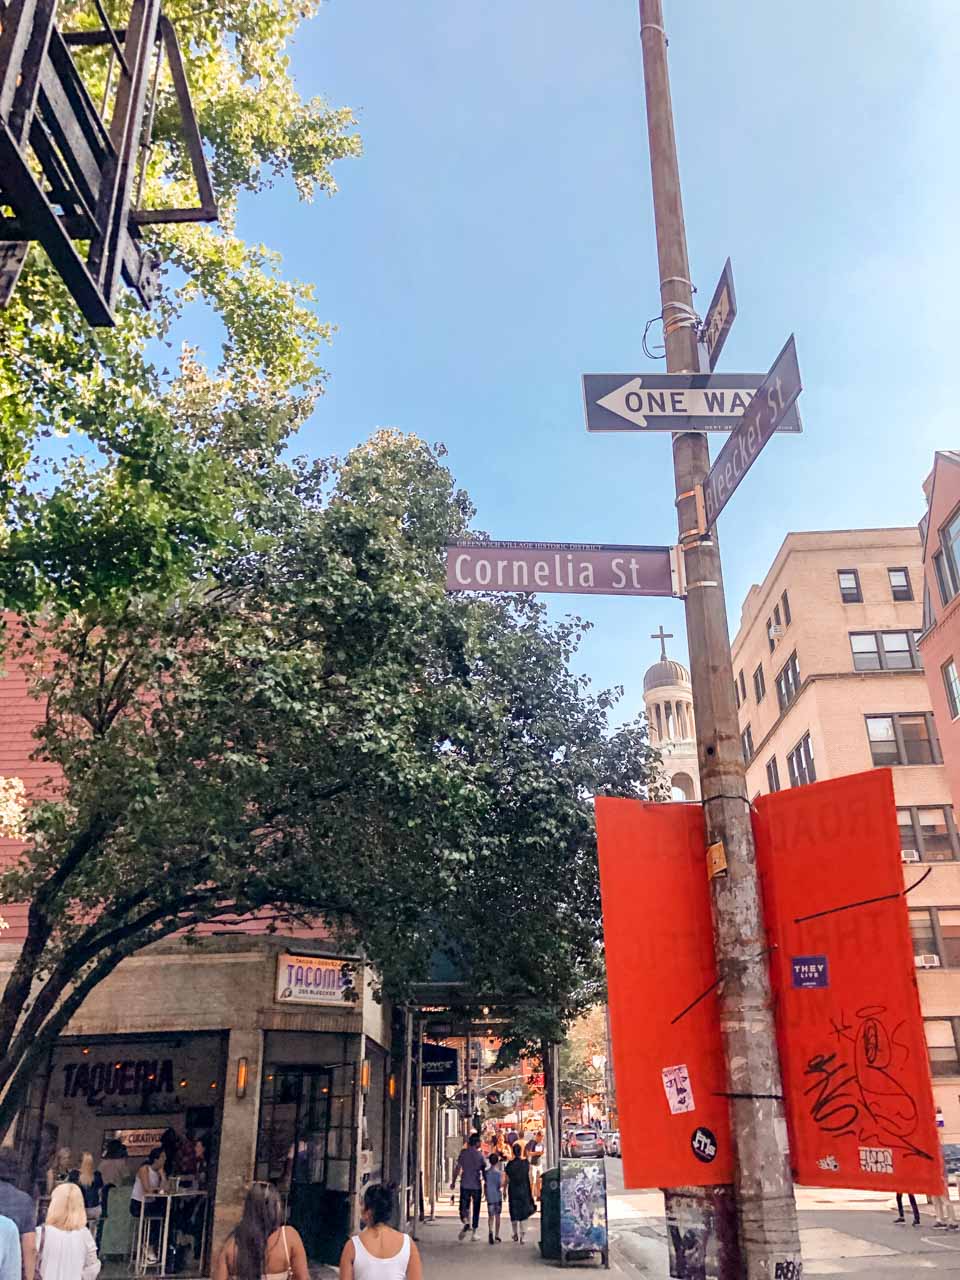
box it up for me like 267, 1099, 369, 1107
8, 936, 393, 1267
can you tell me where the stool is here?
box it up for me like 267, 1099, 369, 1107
129, 1205, 165, 1274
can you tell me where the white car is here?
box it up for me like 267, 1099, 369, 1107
602, 1130, 621, 1157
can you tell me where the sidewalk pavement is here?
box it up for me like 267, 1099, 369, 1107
414, 1208, 549, 1275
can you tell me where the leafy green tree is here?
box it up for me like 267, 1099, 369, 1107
0, 0, 360, 610
0, 433, 660, 1136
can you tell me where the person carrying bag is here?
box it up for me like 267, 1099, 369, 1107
36, 1184, 100, 1280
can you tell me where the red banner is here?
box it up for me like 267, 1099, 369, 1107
755, 770, 942, 1195
597, 771, 942, 1195
596, 799, 733, 1187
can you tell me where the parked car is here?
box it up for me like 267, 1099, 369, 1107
566, 1128, 605, 1158
943, 1143, 960, 1180
602, 1130, 621, 1157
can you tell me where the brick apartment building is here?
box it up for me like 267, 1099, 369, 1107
731, 528, 960, 1134
918, 451, 960, 808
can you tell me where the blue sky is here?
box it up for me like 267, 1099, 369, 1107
220, 0, 960, 727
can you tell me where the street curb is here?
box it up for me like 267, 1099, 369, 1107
611, 1228, 668, 1274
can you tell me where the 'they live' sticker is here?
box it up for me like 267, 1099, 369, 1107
791, 955, 829, 989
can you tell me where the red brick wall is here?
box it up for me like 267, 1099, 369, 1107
919, 455, 960, 810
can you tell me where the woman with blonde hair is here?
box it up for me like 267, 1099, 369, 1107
37, 1183, 100, 1280
68, 1155, 104, 1227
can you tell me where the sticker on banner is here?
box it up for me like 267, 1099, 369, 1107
661, 1063, 696, 1115
816, 1156, 839, 1172
691, 1126, 717, 1163
859, 1146, 893, 1175
790, 955, 829, 989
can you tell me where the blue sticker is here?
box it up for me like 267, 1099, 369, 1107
791, 955, 829, 989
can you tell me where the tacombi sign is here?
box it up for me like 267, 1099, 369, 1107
446, 541, 679, 597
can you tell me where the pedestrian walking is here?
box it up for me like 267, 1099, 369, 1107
339, 1185, 422, 1279
933, 1147, 958, 1230
212, 1183, 308, 1280
505, 1144, 536, 1244
893, 1192, 920, 1226
482, 1154, 506, 1245
0, 1148, 38, 1280
450, 1134, 484, 1242
36, 1184, 100, 1280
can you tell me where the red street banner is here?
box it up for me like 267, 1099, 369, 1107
596, 770, 941, 1195
755, 770, 942, 1195
446, 541, 676, 597
595, 799, 733, 1187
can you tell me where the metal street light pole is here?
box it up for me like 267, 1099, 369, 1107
637, 3, 802, 1276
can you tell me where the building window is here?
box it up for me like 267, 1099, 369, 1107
773, 603, 782, 628
944, 659, 960, 720
866, 712, 941, 767
753, 665, 766, 703
766, 757, 780, 793
940, 910, 960, 967
781, 589, 791, 626
898, 805, 960, 862
787, 733, 815, 787
925, 1019, 960, 1077
734, 678, 741, 710
937, 509, 960, 606
911, 908, 939, 962
888, 567, 913, 601
838, 569, 862, 604
849, 630, 922, 672
741, 724, 754, 763
738, 670, 746, 705
776, 651, 801, 712
935, 550, 956, 607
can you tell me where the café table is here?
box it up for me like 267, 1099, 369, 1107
137, 1189, 208, 1277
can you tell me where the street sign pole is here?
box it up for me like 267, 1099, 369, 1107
638, 3, 801, 1278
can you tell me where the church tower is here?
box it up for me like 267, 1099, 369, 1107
642, 626, 701, 802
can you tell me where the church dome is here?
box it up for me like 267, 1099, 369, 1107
643, 658, 690, 692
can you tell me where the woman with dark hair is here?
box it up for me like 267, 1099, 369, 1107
505, 1144, 536, 1245
338, 1185, 421, 1279
212, 1184, 308, 1280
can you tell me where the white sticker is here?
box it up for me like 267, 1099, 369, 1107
661, 1063, 696, 1114
858, 1146, 893, 1175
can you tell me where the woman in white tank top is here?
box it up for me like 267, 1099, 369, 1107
339, 1186, 422, 1280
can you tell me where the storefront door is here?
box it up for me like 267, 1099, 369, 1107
255, 1065, 351, 1264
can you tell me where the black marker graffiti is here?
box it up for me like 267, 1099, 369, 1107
803, 1005, 934, 1162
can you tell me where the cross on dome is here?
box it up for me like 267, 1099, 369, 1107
651, 624, 674, 662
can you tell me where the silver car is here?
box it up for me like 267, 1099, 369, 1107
567, 1128, 605, 1158
602, 1130, 621, 1157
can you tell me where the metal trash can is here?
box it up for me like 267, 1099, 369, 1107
539, 1166, 561, 1260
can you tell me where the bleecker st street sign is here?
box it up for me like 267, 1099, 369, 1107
703, 335, 802, 527
582, 372, 802, 434
446, 541, 682, 598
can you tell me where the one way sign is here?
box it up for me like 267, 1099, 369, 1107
582, 371, 802, 434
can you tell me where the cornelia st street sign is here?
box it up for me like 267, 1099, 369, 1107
446, 540, 681, 597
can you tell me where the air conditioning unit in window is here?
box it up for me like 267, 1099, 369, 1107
915, 953, 942, 968
901, 849, 921, 863
769, 625, 784, 639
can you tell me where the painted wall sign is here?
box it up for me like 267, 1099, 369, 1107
446, 541, 677, 597
101, 1127, 167, 1157
62, 1058, 175, 1104
790, 956, 829, 989
275, 954, 356, 1006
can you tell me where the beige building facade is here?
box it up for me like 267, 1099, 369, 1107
731, 528, 960, 1134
